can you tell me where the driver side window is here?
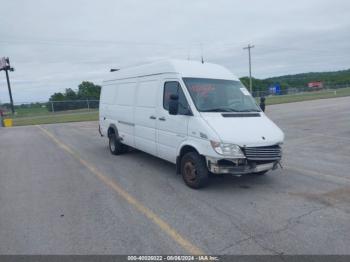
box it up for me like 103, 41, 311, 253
163, 81, 190, 115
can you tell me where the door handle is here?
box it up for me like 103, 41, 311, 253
150, 116, 156, 120
159, 117, 166, 121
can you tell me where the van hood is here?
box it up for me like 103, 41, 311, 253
201, 113, 284, 147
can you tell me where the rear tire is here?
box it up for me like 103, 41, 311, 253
181, 152, 209, 189
109, 133, 128, 155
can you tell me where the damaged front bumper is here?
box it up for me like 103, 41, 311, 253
206, 157, 280, 175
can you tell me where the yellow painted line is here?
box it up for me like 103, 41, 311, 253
37, 125, 204, 255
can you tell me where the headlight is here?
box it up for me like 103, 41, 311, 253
210, 141, 245, 158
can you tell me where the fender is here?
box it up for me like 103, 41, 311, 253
107, 123, 119, 138
175, 137, 212, 174
176, 138, 207, 157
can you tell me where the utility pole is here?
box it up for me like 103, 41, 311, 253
0, 57, 15, 114
200, 43, 204, 64
243, 44, 255, 94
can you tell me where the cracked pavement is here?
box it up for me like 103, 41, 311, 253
1, 97, 350, 254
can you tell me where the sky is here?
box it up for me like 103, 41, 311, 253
0, 0, 350, 103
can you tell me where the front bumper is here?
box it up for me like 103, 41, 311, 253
207, 157, 279, 175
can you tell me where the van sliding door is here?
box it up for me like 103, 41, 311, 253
134, 79, 159, 156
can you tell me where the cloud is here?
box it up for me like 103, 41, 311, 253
0, 0, 349, 102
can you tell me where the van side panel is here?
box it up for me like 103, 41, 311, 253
134, 78, 159, 155
109, 81, 137, 146
99, 83, 118, 136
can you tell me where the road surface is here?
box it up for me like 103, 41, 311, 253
1, 97, 350, 255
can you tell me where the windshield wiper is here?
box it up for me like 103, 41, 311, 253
201, 108, 261, 113
200, 108, 241, 112
236, 109, 261, 112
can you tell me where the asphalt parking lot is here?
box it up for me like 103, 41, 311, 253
1, 96, 350, 255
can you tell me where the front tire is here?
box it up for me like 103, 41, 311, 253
181, 152, 209, 189
109, 133, 128, 155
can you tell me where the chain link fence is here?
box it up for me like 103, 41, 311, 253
251, 83, 350, 97
0, 100, 99, 118
1, 83, 349, 117
47, 99, 99, 112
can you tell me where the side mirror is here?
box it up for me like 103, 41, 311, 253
169, 94, 179, 115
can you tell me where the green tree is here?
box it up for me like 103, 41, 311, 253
47, 81, 101, 112
47, 92, 65, 112
78, 81, 101, 100
49, 92, 65, 101
65, 88, 78, 100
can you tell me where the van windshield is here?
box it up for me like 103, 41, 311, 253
183, 78, 261, 112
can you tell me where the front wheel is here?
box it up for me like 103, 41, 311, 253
109, 133, 128, 155
181, 152, 209, 189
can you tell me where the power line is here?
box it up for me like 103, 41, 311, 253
0, 38, 190, 48
0, 37, 247, 49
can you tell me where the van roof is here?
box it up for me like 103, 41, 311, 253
104, 59, 239, 82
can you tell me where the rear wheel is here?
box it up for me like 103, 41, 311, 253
109, 133, 128, 155
181, 152, 209, 189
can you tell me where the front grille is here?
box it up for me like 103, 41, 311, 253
243, 145, 282, 160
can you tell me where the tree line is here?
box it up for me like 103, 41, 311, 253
240, 68, 350, 94
49, 81, 101, 101
47, 81, 101, 111
3, 68, 347, 113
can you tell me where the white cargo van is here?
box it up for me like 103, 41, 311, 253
99, 60, 284, 188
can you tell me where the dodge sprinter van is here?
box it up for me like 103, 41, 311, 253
99, 60, 284, 188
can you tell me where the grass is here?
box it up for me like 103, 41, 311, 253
7, 107, 99, 126
12, 111, 98, 126
15, 106, 49, 117
4, 87, 350, 127
14, 107, 96, 118
263, 87, 350, 105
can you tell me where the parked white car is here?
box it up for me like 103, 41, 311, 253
99, 60, 284, 188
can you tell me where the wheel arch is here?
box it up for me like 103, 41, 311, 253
176, 141, 204, 174
107, 124, 118, 138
